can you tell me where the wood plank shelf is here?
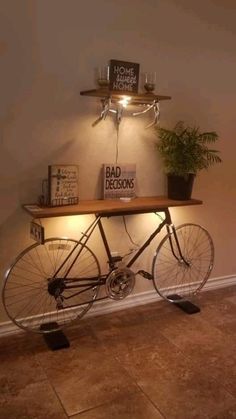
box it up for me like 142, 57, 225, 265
80, 89, 171, 105
23, 196, 202, 219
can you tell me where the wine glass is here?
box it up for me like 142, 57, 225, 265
144, 72, 156, 93
97, 65, 110, 88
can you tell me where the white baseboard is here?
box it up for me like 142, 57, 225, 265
1, 274, 235, 337
86, 273, 236, 318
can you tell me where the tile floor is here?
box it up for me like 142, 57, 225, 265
1, 286, 236, 418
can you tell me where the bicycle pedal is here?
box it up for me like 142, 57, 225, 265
137, 270, 153, 280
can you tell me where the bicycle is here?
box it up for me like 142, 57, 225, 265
2, 207, 214, 334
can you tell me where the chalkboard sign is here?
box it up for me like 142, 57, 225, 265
48, 165, 79, 207
103, 163, 136, 200
109, 60, 140, 93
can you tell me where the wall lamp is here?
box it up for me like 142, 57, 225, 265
80, 88, 171, 128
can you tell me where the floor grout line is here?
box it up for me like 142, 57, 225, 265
2, 286, 236, 418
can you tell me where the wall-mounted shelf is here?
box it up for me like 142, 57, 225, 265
23, 196, 202, 219
80, 88, 171, 105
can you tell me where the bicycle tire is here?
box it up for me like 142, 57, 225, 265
152, 223, 214, 302
2, 238, 101, 334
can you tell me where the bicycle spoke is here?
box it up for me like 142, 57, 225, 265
3, 238, 101, 333
152, 224, 214, 301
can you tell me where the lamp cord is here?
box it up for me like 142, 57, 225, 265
115, 124, 119, 164
122, 216, 139, 247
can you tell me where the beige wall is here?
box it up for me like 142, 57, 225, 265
0, 0, 236, 323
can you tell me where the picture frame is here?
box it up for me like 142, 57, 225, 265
103, 163, 136, 200
48, 165, 79, 207
109, 59, 140, 93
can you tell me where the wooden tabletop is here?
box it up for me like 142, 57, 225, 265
23, 196, 202, 219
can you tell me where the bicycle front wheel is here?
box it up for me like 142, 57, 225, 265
2, 238, 101, 334
152, 224, 214, 302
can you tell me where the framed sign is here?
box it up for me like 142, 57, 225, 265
109, 59, 140, 93
103, 164, 136, 200
48, 165, 79, 207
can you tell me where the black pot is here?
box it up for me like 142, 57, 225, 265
167, 174, 195, 200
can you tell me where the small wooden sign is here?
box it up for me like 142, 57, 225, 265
48, 165, 79, 207
30, 221, 45, 244
109, 60, 140, 93
103, 164, 136, 200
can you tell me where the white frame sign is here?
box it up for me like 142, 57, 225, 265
103, 163, 136, 200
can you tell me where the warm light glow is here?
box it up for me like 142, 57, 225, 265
118, 96, 131, 107
43, 214, 94, 238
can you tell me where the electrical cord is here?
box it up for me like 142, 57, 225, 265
122, 216, 139, 247
115, 124, 119, 164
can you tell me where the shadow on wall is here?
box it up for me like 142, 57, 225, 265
0, 137, 79, 225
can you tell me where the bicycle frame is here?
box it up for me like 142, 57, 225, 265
3, 198, 214, 335
56, 209, 170, 275
50, 208, 188, 305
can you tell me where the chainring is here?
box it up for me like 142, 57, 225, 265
105, 268, 135, 300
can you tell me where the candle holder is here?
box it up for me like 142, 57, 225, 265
97, 65, 110, 88
144, 72, 157, 93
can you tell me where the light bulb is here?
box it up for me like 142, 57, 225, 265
118, 96, 131, 107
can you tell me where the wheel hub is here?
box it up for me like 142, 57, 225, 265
47, 278, 65, 297
178, 258, 191, 268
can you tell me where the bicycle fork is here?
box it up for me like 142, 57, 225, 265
166, 224, 190, 267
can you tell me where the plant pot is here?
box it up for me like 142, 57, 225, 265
167, 174, 195, 200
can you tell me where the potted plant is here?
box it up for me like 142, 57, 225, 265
156, 121, 222, 200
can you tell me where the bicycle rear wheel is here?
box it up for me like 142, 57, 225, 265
152, 224, 214, 302
2, 238, 101, 334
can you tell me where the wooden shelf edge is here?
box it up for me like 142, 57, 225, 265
80, 89, 171, 102
22, 196, 202, 219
